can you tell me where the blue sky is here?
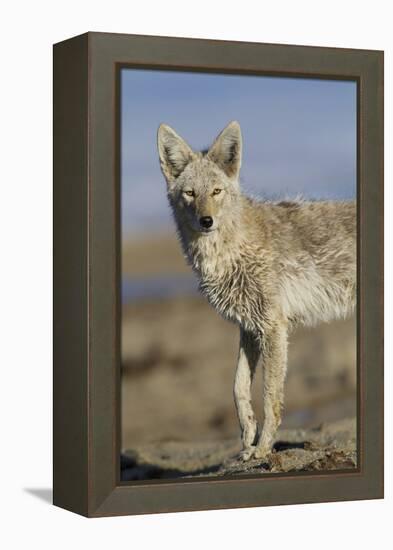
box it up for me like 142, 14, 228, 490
121, 69, 356, 237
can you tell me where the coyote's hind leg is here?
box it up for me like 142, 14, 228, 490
234, 329, 261, 460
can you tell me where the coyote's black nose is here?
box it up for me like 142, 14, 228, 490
200, 216, 213, 229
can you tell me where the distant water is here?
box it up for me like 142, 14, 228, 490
122, 274, 199, 304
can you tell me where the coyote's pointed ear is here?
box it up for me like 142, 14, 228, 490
157, 124, 195, 184
207, 121, 242, 179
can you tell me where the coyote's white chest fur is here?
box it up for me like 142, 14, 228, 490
158, 120, 356, 461
183, 230, 267, 334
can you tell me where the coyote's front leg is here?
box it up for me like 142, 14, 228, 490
253, 321, 288, 460
234, 329, 261, 460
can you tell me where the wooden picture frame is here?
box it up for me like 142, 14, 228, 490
53, 32, 384, 517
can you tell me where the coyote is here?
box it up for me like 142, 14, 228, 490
157, 121, 356, 461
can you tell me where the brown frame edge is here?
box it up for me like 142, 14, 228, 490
53, 32, 384, 517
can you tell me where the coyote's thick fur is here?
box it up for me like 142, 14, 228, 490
157, 121, 356, 461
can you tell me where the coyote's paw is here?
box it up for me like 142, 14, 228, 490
238, 447, 256, 462
253, 445, 272, 461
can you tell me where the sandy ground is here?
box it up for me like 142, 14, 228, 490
121, 418, 357, 481
121, 233, 357, 479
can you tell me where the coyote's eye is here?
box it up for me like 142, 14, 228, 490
213, 188, 222, 195
184, 190, 195, 197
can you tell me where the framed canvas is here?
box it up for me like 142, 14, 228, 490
53, 32, 384, 517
